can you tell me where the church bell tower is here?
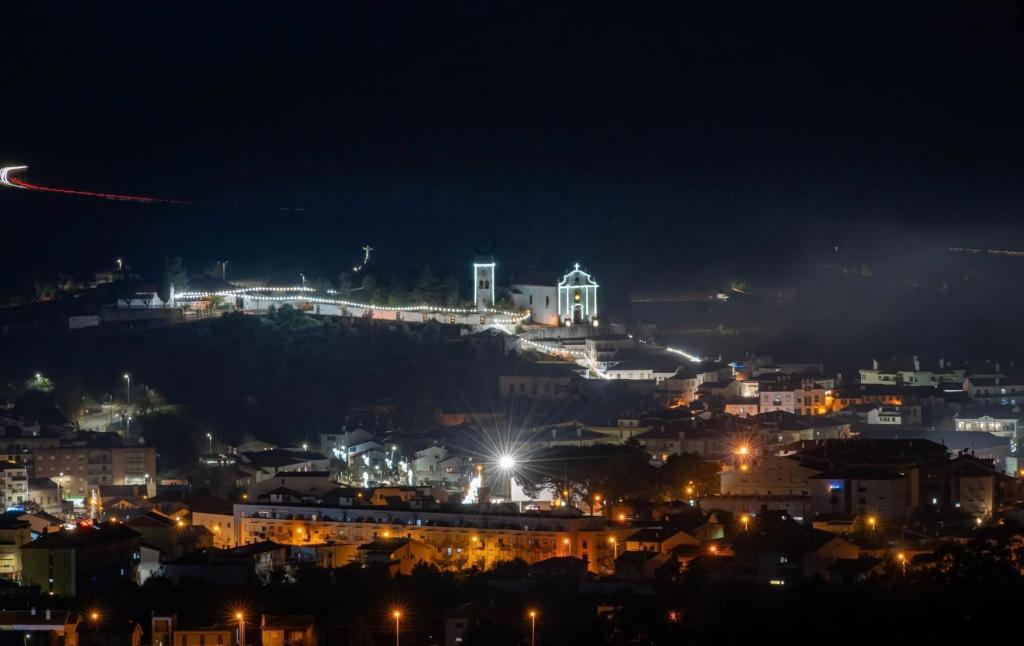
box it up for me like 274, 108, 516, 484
473, 256, 496, 310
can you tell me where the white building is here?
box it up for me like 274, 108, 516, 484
320, 428, 374, 458
413, 445, 467, 486
473, 256, 496, 311
584, 335, 635, 365
866, 406, 902, 425
759, 388, 797, 414
557, 264, 598, 326
809, 470, 909, 521
720, 456, 821, 497
509, 272, 559, 326
954, 407, 1021, 438
603, 360, 679, 383
859, 357, 965, 388
965, 375, 1024, 405
0, 462, 28, 508
117, 291, 166, 309
758, 383, 829, 416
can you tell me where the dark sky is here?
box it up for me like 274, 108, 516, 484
3, 1, 1024, 287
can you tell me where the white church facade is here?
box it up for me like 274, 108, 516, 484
557, 263, 599, 326
507, 263, 599, 327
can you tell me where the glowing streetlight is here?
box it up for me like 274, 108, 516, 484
896, 552, 907, 576
123, 373, 131, 407
737, 445, 749, 456
206, 432, 213, 453
235, 611, 244, 646
528, 610, 537, 646
392, 610, 402, 646
741, 514, 750, 531
608, 536, 618, 560
868, 516, 877, 532
498, 455, 516, 470
89, 611, 100, 630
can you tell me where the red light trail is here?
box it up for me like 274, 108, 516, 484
0, 164, 192, 205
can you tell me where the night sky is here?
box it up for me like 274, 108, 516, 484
3, 1, 1024, 290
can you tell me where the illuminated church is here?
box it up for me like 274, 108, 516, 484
557, 263, 599, 326
508, 263, 599, 327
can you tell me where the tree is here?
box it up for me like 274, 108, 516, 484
360, 274, 377, 293
657, 453, 721, 499
442, 275, 461, 305
24, 373, 54, 393
308, 275, 333, 292
412, 266, 441, 304
337, 272, 354, 297
488, 558, 529, 578
518, 445, 658, 504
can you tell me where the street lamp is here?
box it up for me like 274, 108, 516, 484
562, 537, 570, 556
89, 611, 99, 630
896, 552, 907, 576
608, 536, 618, 560
123, 373, 131, 407
741, 514, 750, 531
528, 610, 537, 646
392, 610, 402, 646
206, 433, 213, 453
868, 516, 877, 532
235, 612, 244, 646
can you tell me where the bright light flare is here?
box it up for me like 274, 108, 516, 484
498, 455, 516, 470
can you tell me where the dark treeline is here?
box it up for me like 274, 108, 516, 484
0, 307, 512, 462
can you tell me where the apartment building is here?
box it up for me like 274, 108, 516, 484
32, 433, 156, 500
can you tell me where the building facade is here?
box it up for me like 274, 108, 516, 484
0, 461, 28, 508
557, 264, 598, 326
33, 438, 156, 500
473, 257, 496, 310
231, 502, 616, 572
